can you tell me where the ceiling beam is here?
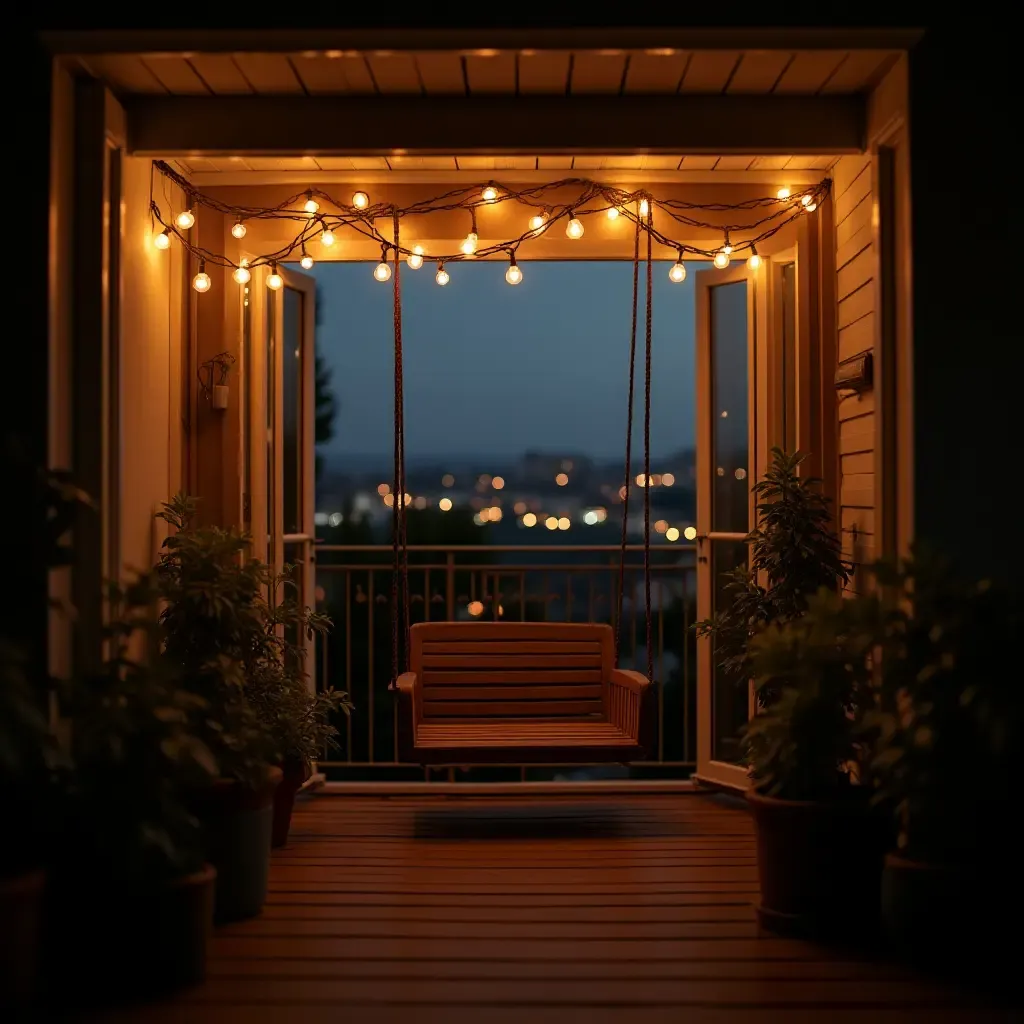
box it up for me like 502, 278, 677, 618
125, 94, 864, 157
41, 28, 922, 55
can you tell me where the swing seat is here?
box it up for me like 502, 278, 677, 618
396, 622, 652, 765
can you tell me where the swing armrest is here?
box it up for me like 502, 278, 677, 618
396, 673, 420, 758
609, 669, 650, 695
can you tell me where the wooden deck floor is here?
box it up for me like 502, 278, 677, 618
98, 792, 1014, 1024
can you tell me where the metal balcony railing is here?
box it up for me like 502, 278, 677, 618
314, 544, 697, 782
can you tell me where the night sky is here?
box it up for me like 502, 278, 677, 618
309, 260, 699, 464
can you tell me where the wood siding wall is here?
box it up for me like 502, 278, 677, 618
833, 153, 876, 590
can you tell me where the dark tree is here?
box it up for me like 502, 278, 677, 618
313, 292, 337, 482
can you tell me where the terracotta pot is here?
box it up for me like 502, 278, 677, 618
44, 863, 215, 1007
748, 788, 888, 941
882, 852, 1016, 984
0, 868, 45, 1012
192, 765, 282, 924
272, 759, 313, 848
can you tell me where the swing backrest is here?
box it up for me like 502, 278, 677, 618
410, 622, 614, 722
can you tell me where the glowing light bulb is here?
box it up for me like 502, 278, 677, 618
777, 187, 791, 200
304, 196, 319, 214
669, 261, 686, 283
374, 261, 392, 282
482, 185, 498, 202
528, 213, 547, 232
351, 191, 369, 209
805, 202, 817, 213
639, 198, 650, 216
607, 207, 620, 220
232, 264, 251, 285
713, 251, 731, 269
435, 264, 449, 286
231, 220, 246, 239
461, 231, 478, 256
300, 254, 314, 270
505, 260, 523, 286
153, 230, 170, 250
801, 194, 813, 207
176, 209, 195, 230
267, 265, 283, 290
747, 250, 762, 270
192, 261, 211, 293
683, 525, 698, 541
407, 245, 424, 270
723, 241, 733, 255
566, 217, 584, 239
321, 228, 335, 247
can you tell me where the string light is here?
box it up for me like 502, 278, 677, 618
231, 218, 246, 239
374, 245, 392, 282
352, 191, 369, 209
747, 245, 762, 270
232, 260, 251, 285
777, 187, 791, 200
435, 262, 449, 286
482, 185, 498, 202
669, 256, 686, 283
303, 192, 320, 215
300, 250, 314, 270
267, 263, 283, 290
147, 162, 829, 292
505, 251, 522, 286
192, 259, 211, 293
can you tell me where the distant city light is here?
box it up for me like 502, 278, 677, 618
734, 468, 747, 480
666, 527, 680, 542
662, 472, 676, 486
557, 517, 571, 531
442, 473, 455, 487
473, 513, 486, 526
439, 497, 453, 511
555, 473, 569, 486
413, 496, 427, 509
377, 483, 390, 496
467, 600, 484, 617
636, 473, 647, 487
522, 512, 537, 527
328, 512, 343, 527
654, 519, 669, 534
479, 474, 492, 486
314, 512, 329, 527
492, 475, 505, 490
545, 516, 559, 530
513, 501, 527, 515
583, 510, 599, 526
683, 526, 697, 541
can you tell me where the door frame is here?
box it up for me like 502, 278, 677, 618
693, 260, 768, 791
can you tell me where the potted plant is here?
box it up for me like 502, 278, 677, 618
1, 455, 91, 1012
696, 448, 850, 704
45, 574, 219, 1006
864, 551, 1022, 980
742, 589, 887, 938
155, 494, 286, 922
247, 656, 350, 847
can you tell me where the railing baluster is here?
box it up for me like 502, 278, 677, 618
344, 569, 352, 762
367, 569, 374, 765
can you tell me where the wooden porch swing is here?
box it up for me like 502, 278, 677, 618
387, 207, 656, 765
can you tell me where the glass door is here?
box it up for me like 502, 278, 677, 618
268, 266, 317, 692
694, 261, 767, 790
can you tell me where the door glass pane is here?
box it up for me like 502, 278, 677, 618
266, 291, 276, 567
710, 281, 749, 533
283, 539, 304, 664
282, 286, 303, 536
780, 263, 797, 453
711, 539, 750, 763
709, 280, 751, 764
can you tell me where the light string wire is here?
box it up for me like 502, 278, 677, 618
150, 160, 830, 271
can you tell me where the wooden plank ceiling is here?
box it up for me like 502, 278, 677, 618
174, 154, 838, 176
80, 48, 897, 99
